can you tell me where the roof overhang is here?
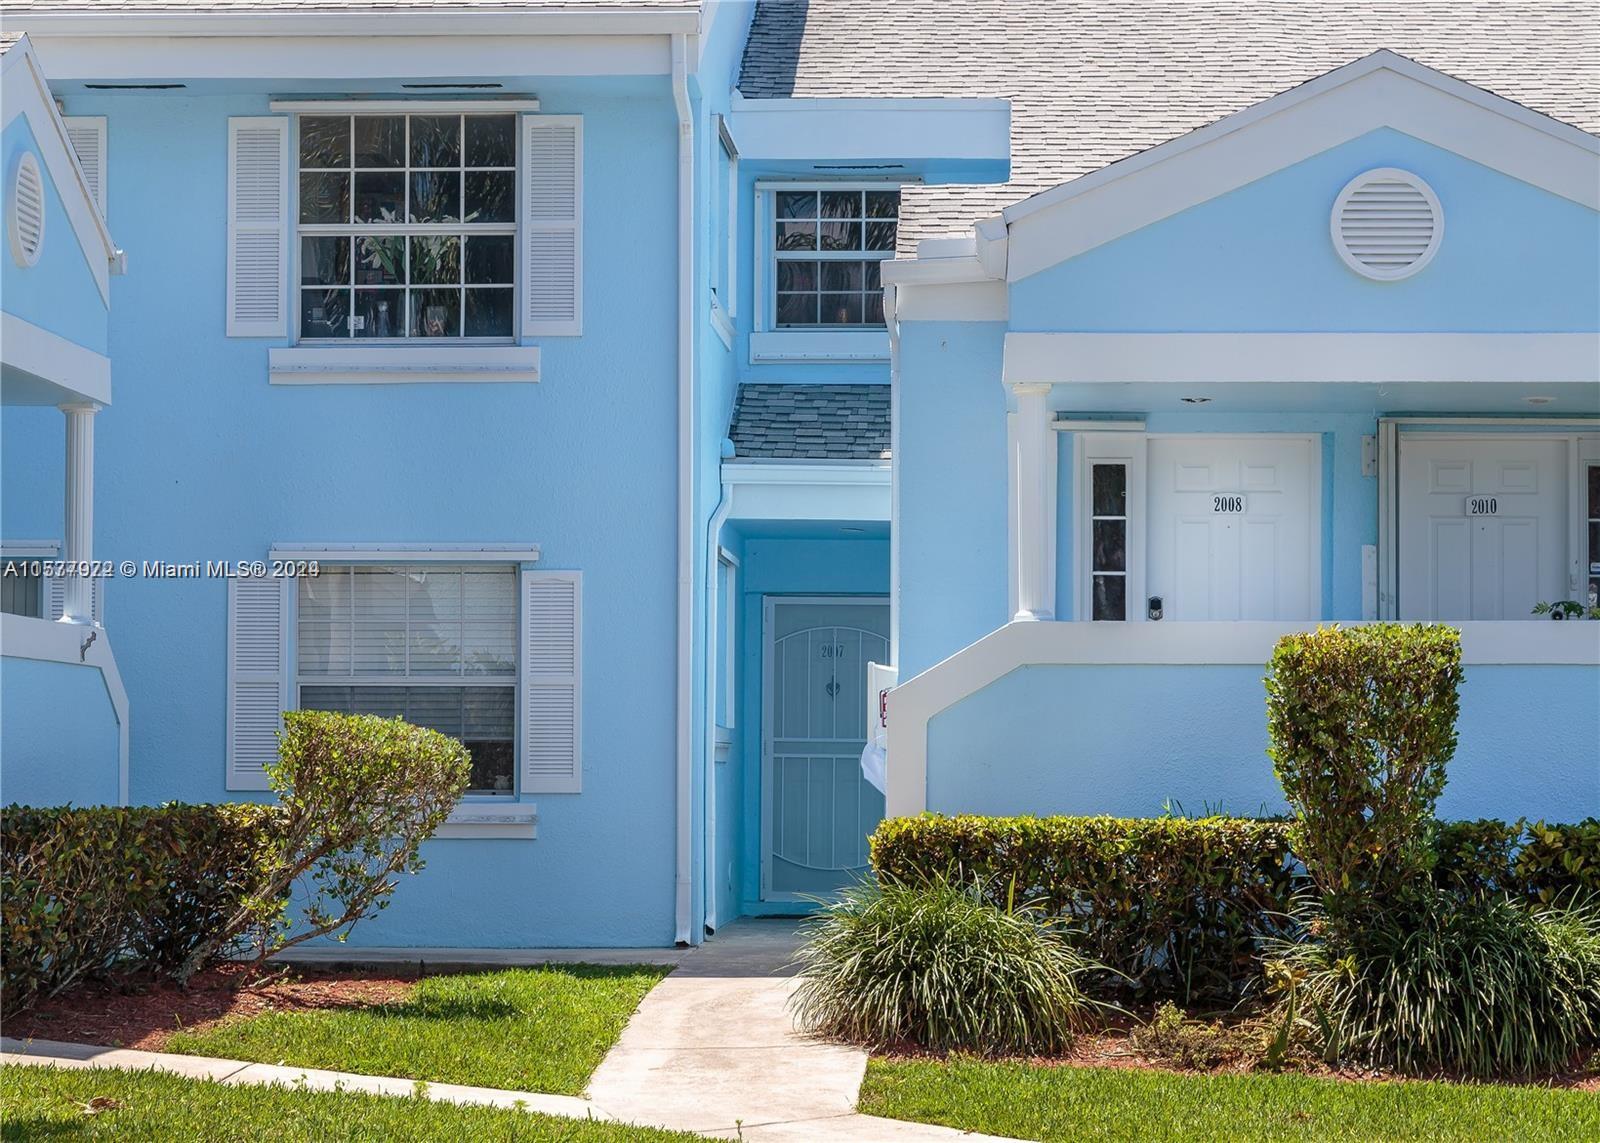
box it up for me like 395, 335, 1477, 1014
9, 8, 701, 39
721, 460, 891, 523
728, 94, 1009, 183
1, 35, 119, 302
1000, 50, 1600, 282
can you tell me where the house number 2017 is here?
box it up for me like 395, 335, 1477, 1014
1212, 495, 1246, 514
818, 643, 846, 659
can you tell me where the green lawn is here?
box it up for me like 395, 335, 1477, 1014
0, 1065, 696, 1142
165, 965, 669, 1096
861, 1057, 1600, 1142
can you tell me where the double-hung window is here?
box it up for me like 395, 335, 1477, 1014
772, 187, 899, 328
296, 113, 517, 341
295, 564, 517, 795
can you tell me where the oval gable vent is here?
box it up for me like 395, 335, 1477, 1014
1331, 168, 1441, 281
8, 151, 45, 268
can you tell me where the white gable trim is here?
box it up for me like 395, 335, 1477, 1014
1002, 333, 1600, 386
0, 313, 111, 403
1002, 51, 1600, 282
1, 37, 117, 303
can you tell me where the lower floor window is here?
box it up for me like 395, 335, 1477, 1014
295, 563, 517, 796
1, 566, 43, 618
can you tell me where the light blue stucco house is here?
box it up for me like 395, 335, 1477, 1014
1, 1, 1596, 951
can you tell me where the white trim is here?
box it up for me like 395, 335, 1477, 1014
1, 38, 117, 299
0, 312, 111, 404
1330, 167, 1444, 282
1001, 51, 1600, 280
268, 346, 540, 385
671, 34, 695, 945
20, 11, 698, 38
708, 299, 734, 350
749, 330, 890, 363
891, 279, 1008, 323
729, 95, 1008, 165
723, 462, 891, 522
1377, 419, 1399, 618
0, 613, 129, 804
1, 540, 60, 558
885, 618, 1600, 816
269, 98, 541, 114
1053, 418, 1146, 432
1002, 333, 1600, 386
716, 547, 739, 732
1074, 432, 1149, 624
269, 543, 540, 563
436, 803, 537, 840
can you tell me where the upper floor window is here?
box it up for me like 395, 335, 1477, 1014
296, 113, 517, 341
772, 187, 898, 328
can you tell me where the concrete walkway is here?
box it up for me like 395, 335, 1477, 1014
587, 919, 1019, 1141
4, 920, 1020, 1140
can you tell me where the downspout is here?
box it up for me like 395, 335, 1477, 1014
703, 460, 732, 933
886, 281, 901, 666
671, 33, 696, 947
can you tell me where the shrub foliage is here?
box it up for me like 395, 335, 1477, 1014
1266, 623, 1463, 924
791, 876, 1098, 1053
1, 803, 280, 1015
870, 814, 1296, 1001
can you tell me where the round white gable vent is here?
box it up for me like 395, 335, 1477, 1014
1331, 167, 1442, 281
8, 151, 45, 268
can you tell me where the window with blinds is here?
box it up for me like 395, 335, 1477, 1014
296, 564, 517, 795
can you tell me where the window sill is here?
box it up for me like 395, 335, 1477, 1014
749, 329, 888, 364
435, 802, 537, 839
268, 345, 540, 385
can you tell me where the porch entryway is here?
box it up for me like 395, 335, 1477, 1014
760, 596, 888, 901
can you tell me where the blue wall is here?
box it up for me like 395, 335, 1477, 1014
1010, 129, 1600, 332
3, 80, 686, 947
926, 661, 1600, 822
0, 115, 109, 355
1, 656, 120, 807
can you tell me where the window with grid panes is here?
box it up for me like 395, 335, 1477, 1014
297, 113, 516, 340
296, 564, 517, 795
772, 187, 898, 327
1091, 464, 1128, 621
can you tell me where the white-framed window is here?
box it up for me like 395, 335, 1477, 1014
712, 116, 738, 322
295, 112, 517, 341
766, 183, 899, 328
1088, 463, 1130, 621
1073, 432, 1149, 623
294, 563, 518, 795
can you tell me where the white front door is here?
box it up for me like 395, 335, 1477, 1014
1398, 436, 1569, 619
761, 597, 889, 901
1146, 436, 1320, 621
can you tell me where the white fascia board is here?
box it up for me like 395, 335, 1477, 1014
880, 253, 993, 286
2, 38, 117, 299
269, 99, 541, 114
723, 462, 891, 522
728, 94, 1009, 164
269, 543, 541, 563
1002, 53, 1600, 281
0, 313, 112, 405
1002, 333, 1600, 386
31, 35, 673, 82
893, 279, 1008, 323
749, 329, 889, 363
15, 10, 700, 38
268, 345, 539, 385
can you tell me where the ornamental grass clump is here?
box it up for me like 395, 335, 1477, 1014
790, 876, 1099, 1054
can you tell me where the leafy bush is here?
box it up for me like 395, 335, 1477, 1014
1, 804, 281, 1015
1270, 894, 1600, 1076
180, 710, 470, 978
1436, 818, 1600, 905
870, 814, 1297, 1001
791, 876, 1098, 1053
1266, 624, 1463, 925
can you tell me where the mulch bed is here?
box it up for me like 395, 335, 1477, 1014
4, 963, 417, 1052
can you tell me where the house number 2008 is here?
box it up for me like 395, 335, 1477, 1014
1212, 495, 1246, 514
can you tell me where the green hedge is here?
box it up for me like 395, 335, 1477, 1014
870, 814, 1600, 1002
1, 804, 283, 1016
869, 814, 1298, 1002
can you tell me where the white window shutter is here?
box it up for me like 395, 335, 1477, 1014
62, 116, 107, 215
227, 117, 289, 337
520, 570, 581, 793
520, 116, 582, 337
44, 575, 104, 625
227, 576, 288, 791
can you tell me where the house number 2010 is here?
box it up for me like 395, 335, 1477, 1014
1465, 497, 1499, 516
1212, 495, 1246, 514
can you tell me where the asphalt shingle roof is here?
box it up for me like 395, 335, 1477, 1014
739, 0, 1600, 253
729, 383, 890, 461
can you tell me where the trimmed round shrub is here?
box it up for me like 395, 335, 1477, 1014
1271, 893, 1600, 1076
790, 876, 1098, 1054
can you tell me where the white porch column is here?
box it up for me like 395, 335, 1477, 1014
1011, 382, 1054, 621
60, 401, 99, 625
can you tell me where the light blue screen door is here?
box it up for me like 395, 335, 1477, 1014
761, 596, 890, 901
